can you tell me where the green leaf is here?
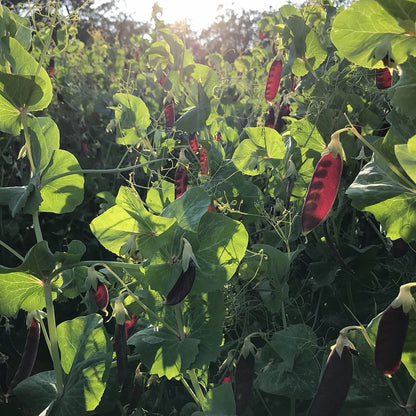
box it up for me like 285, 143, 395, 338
15, 315, 112, 415
256, 324, 319, 399
0, 37, 52, 110
161, 187, 210, 231
54, 240, 86, 266
28, 117, 60, 174
194, 213, 248, 292
346, 157, 416, 241
289, 118, 326, 152
185, 291, 226, 368
13, 371, 57, 416
0, 240, 55, 278
175, 84, 211, 132
402, 308, 416, 380
395, 135, 416, 183
202, 383, 236, 416
233, 127, 286, 175
0, 182, 39, 217
292, 30, 326, 76
39, 149, 84, 214
0, 92, 20, 134
331, 0, 416, 68
113, 93, 151, 145
0, 272, 45, 316
146, 179, 175, 213
128, 327, 200, 379
389, 57, 416, 120
0, 7, 32, 50
90, 186, 177, 258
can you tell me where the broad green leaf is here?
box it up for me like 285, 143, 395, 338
0, 6, 31, 50
146, 179, 175, 213
292, 30, 326, 76
190, 64, 219, 98
28, 117, 60, 174
113, 93, 151, 145
0, 37, 52, 110
346, 157, 416, 241
402, 308, 416, 380
128, 327, 200, 379
39, 149, 84, 214
146, 40, 174, 68
331, 0, 416, 68
55, 315, 112, 412
0, 241, 55, 278
194, 213, 248, 292
202, 383, 236, 416
161, 187, 210, 231
395, 135, 416, 183
175, 84, 211, 132
0, 93, 20, 134
184, 291, 225, 368
0, 182, 39, 217
0, 272, 45, 316
54, 240, 86, 266
256, 324, 319, 399
13, 371, 57, 416
289, 118, 326, 152
233, 127, 286, 175
16, 315, 113, 415
389, 57, 416, 120
90, 186, 177, 258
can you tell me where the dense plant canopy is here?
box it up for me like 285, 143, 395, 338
0, 1, 416, 415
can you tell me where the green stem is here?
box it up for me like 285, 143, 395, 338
175, 304, 185, 341
406, 381, 416, 410
290, 397, 296, 416
0, 240, 24, 261
41, 158, 168, 186
98, 264, 179, 337
32, 212, 43, 242
281, 300, 287, 329
187, 369, 205, 408
44, 281, 64, 395
180, 376, 200, 406
21, 112, 36, 174
38, 316, 52, 356
36, 0, 59, 76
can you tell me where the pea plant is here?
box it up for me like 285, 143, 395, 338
0, 1, 416, 415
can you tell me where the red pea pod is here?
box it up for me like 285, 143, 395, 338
301, 130, 346, 235
125, 314, 138, 339
199, 147, 208, 175
165, 260, 196, 305
375, 283, 415, 375
375, 67, 391, 89
307, 332, 354, 416
265, 58, 282, 102
7, 318, 40, 395
47, 57, 55, 78
92, 281, 109, 316
164, 99, 175, 129
174, 165, 188, 199
189, 133, 199, 153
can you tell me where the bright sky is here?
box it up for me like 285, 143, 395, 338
118, 0, 287, 31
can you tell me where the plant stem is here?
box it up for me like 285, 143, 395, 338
175, 304, 185, 341
44, 280, 64, 395
180, 376, 200, 406
21, 112, 36, 174
32, 212, 44, 242
187, 369, 205, 408
0, 240, 24, 261
41, 158, 168, 186
406, 381, 416, 410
